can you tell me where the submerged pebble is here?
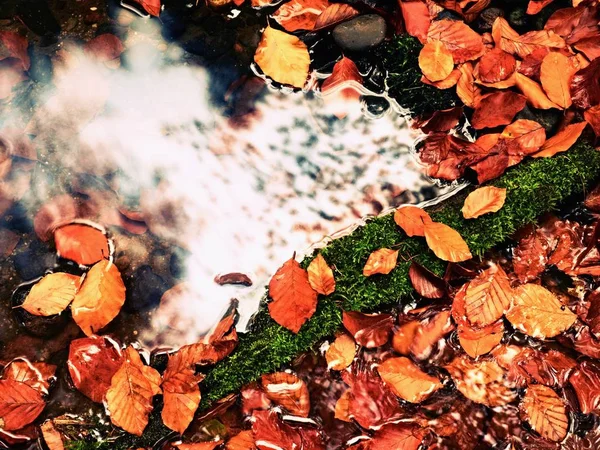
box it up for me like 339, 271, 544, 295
333, 15, 386, 52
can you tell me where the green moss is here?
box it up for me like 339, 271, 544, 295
66, 442, 113, 450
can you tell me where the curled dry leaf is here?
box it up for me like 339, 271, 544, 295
408, 262, 445, 299
342, 311, 394, 348
427, 19, 484, 63
326, 333, 356, 370
41, 420, 64, 450
424, 221, 472, 263
268, 256, 318, 333
419, 40, 454, 82
254, 26, 310, 89
457, 62, 483, 108
363, 248, 399, 277
105, 346, 161, 436
369, 422, 428, 450
21, 272, 81, 316
569, 360, 600, 414
520, 385, 568, 442
533, 122, 587, 158
394, 206, 431, 237
313, 3, 359, 31
492, 17, 565, 59
261, 372, 310, 417
377, 357, 442, 403
272, 0, 329, 32
540, 52, 575, 109
71, 260, 126, 336
307, 253, 335, 296
506, 284, 577, 339
3, 359, 56, 396
477, 48, 516, 83
471, 91, 526, 129
54, 223, 110, 266
462, 187, 507, 220
0, 379, 45, 430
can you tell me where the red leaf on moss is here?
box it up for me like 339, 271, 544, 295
569, 360, 600, 414
471, 91, 526, 129
570, 58, 600, 109
399, 0, 430, 43
342, 311, 394, 348
408, 262, 446, 299
477, 48, 516, 83
0, 379, 45, 430
501, 119, 546, 155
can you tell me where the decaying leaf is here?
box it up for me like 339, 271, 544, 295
477, 48, 516, 83
363, 248, 399, 276
2, 359, 56, 396
326, 333, 356, 370
408, 262, 445, 299
21, 272, 81, 316
533, 122, 587, 158
520, 385, 568, 442
0, 379, 45, 430
462, 187, 507, 220
419, 40, 454, 82
54, 223, 110, 266
424, 221, 472, 262
272, 0, 329, 32
342, 311, 394, 348
394, 206, 431, 237
377, 357, 442, 403
261, 372, 310, 417
307, 253, 335, 296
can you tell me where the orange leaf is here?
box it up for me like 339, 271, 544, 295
399, 0, 431, 43
54, 223, 110, 266
41, 421, 65, 450
105, 346, 161, 436
526, 0, 554, 15
261, 372, 310, 417
419, 40, 454, 82
471, 91, 526, 129
268, 256, 318, 333
3, 359, 56, 396
427, 19, 485, 63
501, 119, 546, 155
369, 423, 427, 450
313, 3, 359, 31
307, 253, 335, 295
394, 205, 431, 237
458, 319, 504, 358
540, 52, 575, 109
392, 321, 420, 355
326, 333, 356, 370
423, 221, 472, 262
0, 379, 46, 430
457, 62, 483, 108
272, 0, 329, 32
477, 48, 516, 83
334, 390, 351, 422
176, 442, 223, 450
463, 264, 512, 326
492, 17, 565, 59
520, 385, 568, 442
363, 248, 399, 276
21, 272, 81, 316
321, 57, 362, 99
533, 122, 587, 158
71, 260, 126, 336
506, 284, 577, 339
342, 311, 394, 348
377, 357, 442, 403
515, 72, 560, 110
462, 186, 507, 219
410, 310, 454, 360
226, 430, 256, 450
421, 68, 461, 89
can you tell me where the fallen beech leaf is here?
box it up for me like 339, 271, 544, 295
408, 262, 445, 299
105, 346, 161, 436
227, 430, 256, 450
462, 186, 507, 220
410, 309, 454, 360
41, 421, 64, 450
326, 333, 356, 370
569, 360, 600, 414
501, 119, 546, 155
173, 317, 238, 367
419, 40, 454, 82
533, 122, 587, 158
492, 17, 565, 59
71, 260, 126, 336
251, 409, 323, 450
67, 335, 124, 403
0, 379, 45, 430
418, 106, 463, 134
392, 321, 420, 355
477, 48, 516, 83
342, 311, 394, 348
334, 390, 351, 422
369, 422, 427, 450
474, 71, 517, 90
399, 0, 430, 43
132, 0, 161, 16
307, 253, 335, 295
321, 56, 362, 99
515, 348, 576, 388
540, 52, 574, 109
459, 319, 504, 358
176, 442, 223, 450
272, 0, 329, 32
515, 72, 560, 110
506, 284, 577, 339
464, 263, 512, 326
363, 248, 399, 276
21, 272, 81, 316
427, 19, 484, 63
313, 3, 359, 30
254, 27, 310, 88
526, 0, 554, 15
520, 385, 568, 442
570, 58, 600, 109
377, 357, 442, 403
54, 223, 110, 266
394, 206, 431, 237
421, 68, 461, 89
584, 105, 600, 137
424, 221, 472, 262
268, 256, 318, 333
457, 62, 483, 108
518, 47, 549, 79
3, 359, 56, 396
471, 91, 526, 129
261, 372, 310, 417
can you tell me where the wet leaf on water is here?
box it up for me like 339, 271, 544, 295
41, 420, 64, 450
463, 263, 512, 326
272, 0, 329, 32
471, 91, 526, 129
131, 0, 161, 16
392, 320, 420, 356
226, 430, 256, 450
569, 360, 600, 414
342, 311, 394, 348
540, 52, 575, 109
363, 248, 399, 277
377, 356, 442, 403
520, 384, 568, 442
584, 105, 600, 138
394, 205, 431, 237
368, 422, 428, 450
492, 17, 566, 59
408, 262, 446, 299
268, 256, 318, 333
399, 0, 431, 43
0, 31, 30, 71
419, 40, 454, 82
322, 56, 362, 104
261, 372, 310, 417
410, 309, 454, 360
516, 348, 576, 388
427, 19, 485, 63
21, 272, 82, 317
462, 187, 507, 220
54, 223, 110, 266
533, 121, 587, 158
326, 333, 356, 370
2, 359, 56, 396
513, 228, 548, 282
307, 253, 335, 296
334, 390, 351, 422
313, 3, 359, 31
424, 221, 472, 262
0, 379, 45, 431
477, 48, 516, 84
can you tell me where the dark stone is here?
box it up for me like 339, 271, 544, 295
333, 15, 386, 52
1, 202, 33, 233
309, 36, 343, 74
13, 239, 56, 281
435, 9, 463, 21
125, 265, 169, 312
28, 46, 53, 84
361, 96, 390, 119
514, 105, 562, 134
16, 0, 61, 37
477, 8, 504, 33
507, 6, 530, 33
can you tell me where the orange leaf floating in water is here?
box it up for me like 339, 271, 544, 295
268, 255, 318, 333
408, 262, 446, 299
410, 309, 454, 360
71, 260, 126, 336
321, 56, 362, 98
254, 26, 310, 88
41, 420, 64, 450
226, 430, 255, 450
342, 311, 394, 348
131, 0, 161, 16
368, 422, 427, 450
419, 40, 454, 82
501, 119, 547, 155
377, 357, 442, 403
0, 379, 45, 430
492, 17, 565, 59
313, 3, 359, 31
363, 248, 399, 276
457, 62, 483, 108
533, 122, 587, 158
272, 0, 329, 32
326, 333, 356, 370
261, 372, 310, 417
21, 272, 81, 316
394, 205, 431, 237
2, 359, 56, 396
399, 0, 430, 43
105, 346, 161, 436
423, 221, 472, 262
471, 91, 526, 129
540, 52, 575, 109
462, 187, 507, 220
427, 19, 484, 63
392, 321, 420, 355
506, 284, 577, 339
515, 72, 560, 110
520, 384, 568, 442
54, 223, 110, 266
307, 253, 335, 295
477, 48, 516, 83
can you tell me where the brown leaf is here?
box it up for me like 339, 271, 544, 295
321, 56, 362, 99
399, 0, 431, 43
533, 122, 587, 158
377, 356, 442, 403
584, 105, 600, 137
569, 360, 600, 414
176, 442, 223, 450
21, 272, 81, 316
424, 221, 472, 262
506, 284, 577, 339
526, 0, 555, 15
227, 430, 256, 450
0, 31, 30, 70
261, 372, 310, 417
427, 19, 485, 63
54, 223, 110, 266
408, 262, 445, 299
326, 333, 356, 370
540, 52, 575, 109
41, 421, 64, 450
462, 186, 507, 219
492, 17, 565, 58
463, 264, 512, 326
513, 228, 548, 282
272, 0, 329, 32
105, 346, 161, 436
501, 119, 547, 155
471, 91, 526, 129
2, 359, 56, 396
585, 183, 600, 212
363, 248, 399, 276
71, 260, 126, 336
214, 273, 253, 286
518, 47, 549, 79
459, 319, 504, 358
369, 422, 427, 450
394, 205, 431, 237
457, 62, 483, 108
419, 106, 463, 133
570, 58, 600, 109
307, 253, 335, 295
0, 379, 45, 431
268, 256, 318, 333
419, 40, 454, 82
313, 3, 359, 31
342, 311, 394, 348
515, 348, 576, 388
477, 48, 517, 83
520, 385, 568, 442
515, 72, 560, 110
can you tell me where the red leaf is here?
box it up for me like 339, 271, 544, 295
513, 228, 548, 282
2, 360, 56, 396
585, 183, 600, 212
569, 360, 600, 414
410, 309, 454, 360
518, 48, 549, 80
54, 223, 110, 266
321, 56, 362, 99
369, 422, 428, 450
132, 0, 161, 16
570, 57, 600, 109
83, 34, 124, 64
313, 4, 359, 31
545, 4, 599, 45
515, 348, 576, 388
0, 379, 45, 430
408, 262, 446, 299
399, 0, 430, 43
251, 410, 323, 450
342, 311, 394, 348
477, 48, 517, 83
471, 91, 527, 129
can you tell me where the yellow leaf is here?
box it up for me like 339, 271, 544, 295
21, 272, 81, 316
520, 385, 568, 442
71, 260, 126, 336
540, 52, 574, 109
423, 222, 472, 262
377, 356, 442, 403
394, 205, 431, 237
307, 253, 335, 295
515, 73, 560, 110
419, 40, 454, 82
492, 17, 565, 59
533, 122, 587, 158
254, 26, 310, 88
464, 263, 512, 326
363, 248, 399, 276
462, 186, 507, 219
457, 62, 483, 108
326, 333, 356, 370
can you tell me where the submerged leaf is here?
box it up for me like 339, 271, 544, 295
261, 372, 310, 417
2, 360, 56, 396
0, 379, 45, 430
377, 357, 442, 403
21, 272, 81, 316
569, 360, 600, 414
462, 187, 507, 219
520, 385, 568, 442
